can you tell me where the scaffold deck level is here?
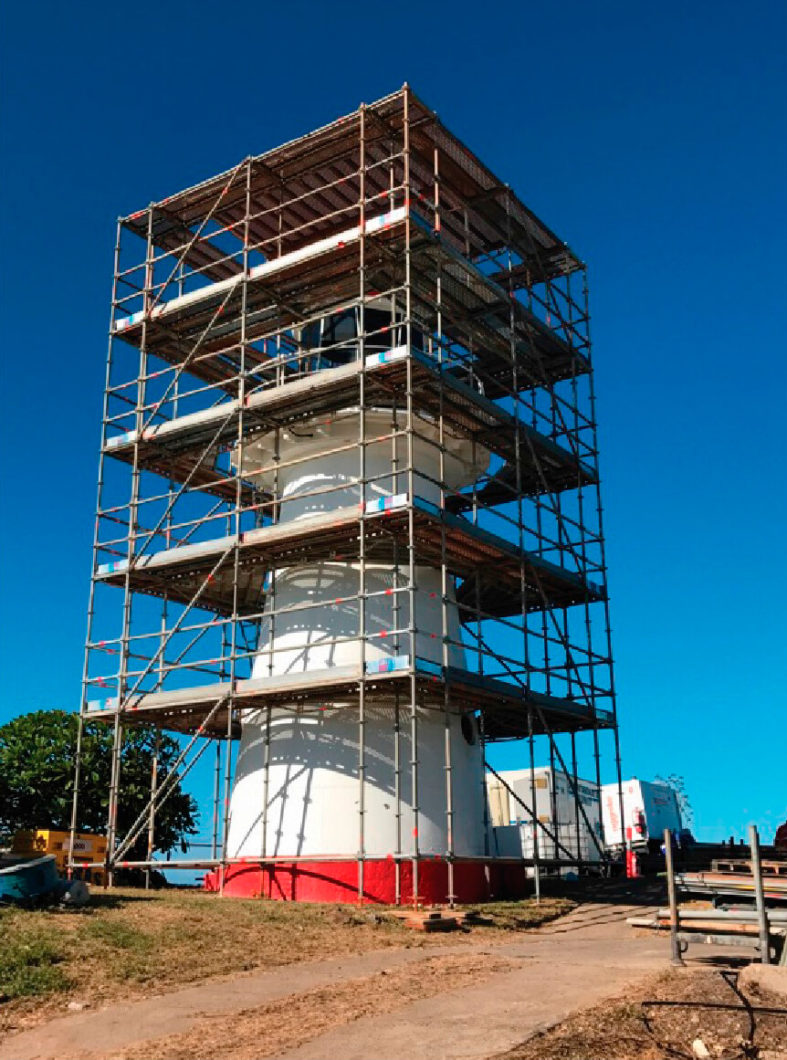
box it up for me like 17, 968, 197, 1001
96, 493, 604, 618
85, 660, 613, 741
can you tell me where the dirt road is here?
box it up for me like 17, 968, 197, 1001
2, 901, 679, 1060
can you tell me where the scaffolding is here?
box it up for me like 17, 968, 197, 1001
69, 85, 625, 902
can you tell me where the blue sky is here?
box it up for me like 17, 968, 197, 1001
1, 1, 785, 844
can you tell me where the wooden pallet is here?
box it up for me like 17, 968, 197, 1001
712, 859, 787, 877
384, 909, 491, 932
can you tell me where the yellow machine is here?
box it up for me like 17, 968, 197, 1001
12, 829, 107, 885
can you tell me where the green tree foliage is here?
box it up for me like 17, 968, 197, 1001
0, 710, 198, 855
655, 772, 694, 829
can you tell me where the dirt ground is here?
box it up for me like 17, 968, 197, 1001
8, 883, 778, 1060
0, 887, 572, 1038
100, 952, 518, 1060
496, 966, 787, 1060
0, 889, 670, 1060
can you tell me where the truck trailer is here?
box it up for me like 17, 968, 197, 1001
486, 767, 605, 869
601, 777, 683, 851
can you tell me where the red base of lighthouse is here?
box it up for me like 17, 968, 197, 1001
203, 858, 529, 904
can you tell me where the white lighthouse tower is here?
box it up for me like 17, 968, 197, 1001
82, 88, 620, 905
223, 303, 490, 901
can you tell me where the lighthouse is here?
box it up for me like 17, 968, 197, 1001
222, 300, 491, 901
80, 87, 620, 903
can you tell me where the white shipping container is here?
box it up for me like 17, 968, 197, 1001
486, 767, 604, 866
601, 778, 682, 850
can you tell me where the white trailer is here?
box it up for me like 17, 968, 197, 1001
486, 767, 604, 867
601, 778, 682, 850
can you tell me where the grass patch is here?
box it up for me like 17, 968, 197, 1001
463, 897, 574, 930
0, 890, 415, 1034
0, 916, 68, 1000
82, 918, 153, 951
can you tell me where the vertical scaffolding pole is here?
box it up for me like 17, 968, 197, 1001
145, 732, 160, 889
219, 158, 253, 894
211, 740, 221, 860
529, 708, 541, 901
402, 85, 420, 907
107, 205, 154, 883
665, 828, 685, 967
357, 103, 367, 902
433, 142, 456, 907
750, 824, 771, 964
582, 266, 625, 858
69, 219, 124, 881
571, 732, 581, 863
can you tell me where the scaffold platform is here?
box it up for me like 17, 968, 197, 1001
122, 88, 579, 288
96, 493, 604, 618
105, 347, 595, 504
85, 658, 613, 741
113, 207, 586, 392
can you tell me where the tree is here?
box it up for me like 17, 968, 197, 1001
0, 710, 198, 856
655, 773, 694, 830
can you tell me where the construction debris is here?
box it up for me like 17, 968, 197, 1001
383, 908, 493, 932
630, 825, 787, 965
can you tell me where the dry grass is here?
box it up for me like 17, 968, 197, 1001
463, 897, 573, 931
100, 952, 518, 1060
495, 966, 787, 1060
0, 887, 572, 1038
0, 888, 407, 1035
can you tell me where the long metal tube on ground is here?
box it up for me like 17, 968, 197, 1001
655, 908, 787, 922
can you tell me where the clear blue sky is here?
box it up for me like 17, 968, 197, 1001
1, 1, 785, 844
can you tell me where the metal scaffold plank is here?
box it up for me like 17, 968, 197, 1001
104, 347, 595, 501
123, 89, 578, 287
113, 208, 586, 391
84, 660, 610, 741
95, 493, 605, 617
